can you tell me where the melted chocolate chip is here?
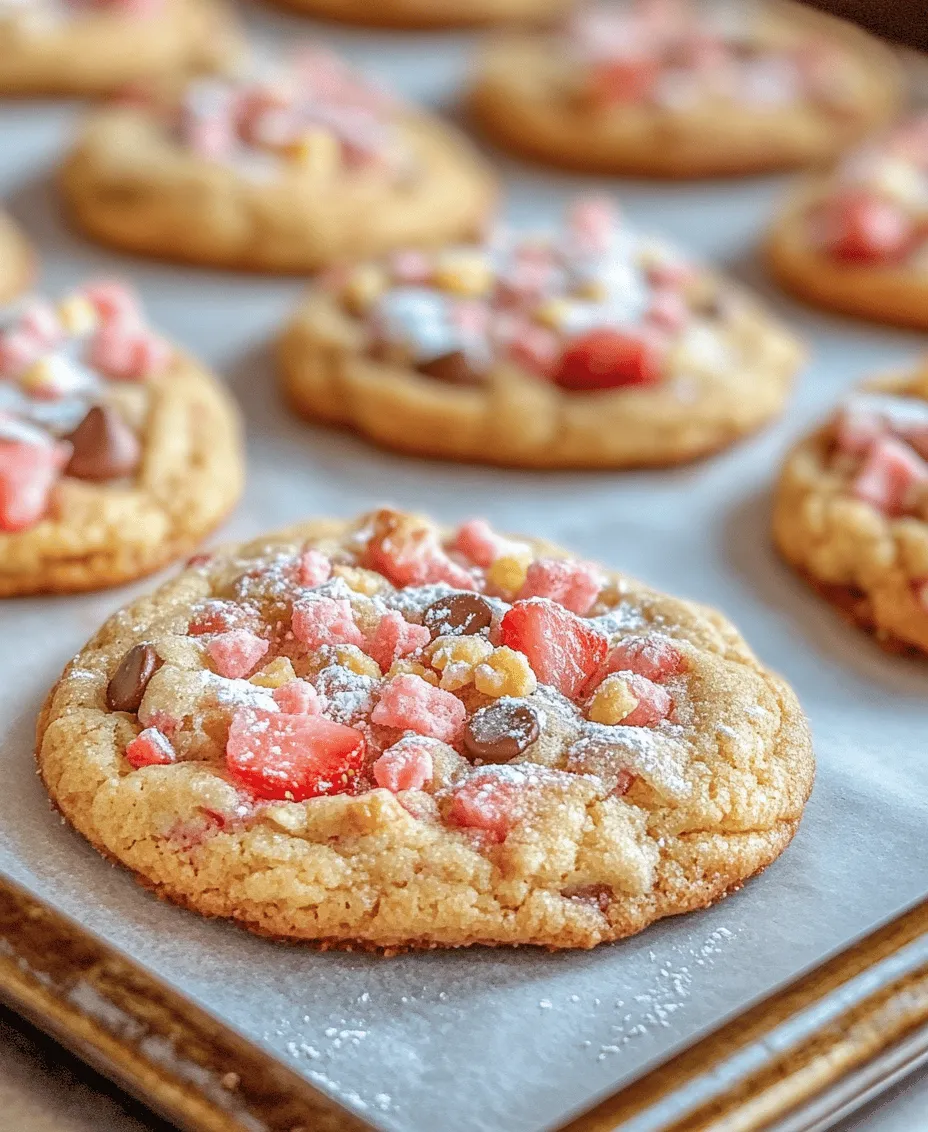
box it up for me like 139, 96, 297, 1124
463, 700, 540, 764
423, 592, 493, 639
65, 405, 141, 482
417, 350, 486, 387
107, 643, 160, 713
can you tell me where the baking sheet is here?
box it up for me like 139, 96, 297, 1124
0, 12, 927, 1132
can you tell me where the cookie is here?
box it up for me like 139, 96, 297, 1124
278, 197, 803, 469
0, 0, 241, 96
766, 113, 928, 330
60, 48, 496, 272
774, 360, 928, 657
0, 212, 34, 303
36, 507, 813, 950
262, 0, 573, 29
0, 281, 243, 596
468, 0, 902, 178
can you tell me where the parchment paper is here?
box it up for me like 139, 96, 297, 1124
0, 13, 926, 1132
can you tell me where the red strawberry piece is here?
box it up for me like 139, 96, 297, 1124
125, 726, 175, 769
500, 598, 608, 698
816, 190, 915, 266
226, 708, 365, 801
555, 329, 666, 392
447, 772, 521, 842
0, 438, 69, 533
602, 633, 685, 683
834, 403, 885, 457
588, 58, 660, 107
611, 672, 673, 727
367, 611, 431, 673
206, 629, 269, 680
373, 737, 434, 793
851, 436, 928, 517
452, 518, 501, 569
365, 511, 473, 589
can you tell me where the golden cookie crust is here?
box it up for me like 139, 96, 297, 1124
773, 366, 928, 656
36, 514, 814, 950
0, 211, 34, 303
0, 0, 241, 96
263, 0, 572, 28
60, 108, 497, 273
765, 181, 928, 331
277, 283, 803, 469
467, 3, 902, 178
0, 355, 243, 597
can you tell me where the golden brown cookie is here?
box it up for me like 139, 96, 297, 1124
468, 1, 902, 178
774, 359, 928, 656
766, 114, 928, 330
262, 0, 573, 29
0, 281, 243, 596
0, 0, 241, 96
36, 508, 814, 950
278, 197, 803, 469
60, 50, 496, 272
0, 212, 34, 303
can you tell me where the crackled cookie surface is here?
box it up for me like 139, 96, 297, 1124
468, 0, 900, 178
767, 114, 928, 330
265, 0, 573, 29
0, 281, 243, 595
0, 0, 240, 95
0, 212, 33, 304
279, 197, 802, 468
775, 360, 928, 656
61, 48, 496, 272
38, 509, 813, 949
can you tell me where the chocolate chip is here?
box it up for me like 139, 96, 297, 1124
65, 405, 141, 482
423, 592, 493, 639
417, 350, 486, 387
463, 700, 540, 764
107, 643, 160, 713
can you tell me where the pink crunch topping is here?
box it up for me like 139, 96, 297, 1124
292, 595, 365, 651
371, 674, 467, 743
518, 557, 602, 615
373, 738, 434, 793
368, 610, 431, 672
206, 630, 269, 680
125, 727, 176, 769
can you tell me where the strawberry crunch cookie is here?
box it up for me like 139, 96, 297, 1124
0, 281, 243, 596
766, 114, 928, 330
0, 0, 240, 96
468, 0, 901, 178
37, 509, 813, 949
0, 212, 34, 303
278, 198, 803, 468
61, 48, 496, 272
266, 0, 573, 29
774, 360, 928, 656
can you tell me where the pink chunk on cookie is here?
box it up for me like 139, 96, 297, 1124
851, 437, 928, 517
373, 737, 434, 793
500, 598, 608, 698
292, 595, 365, 650
517, 557, 601, 615
272, 679, 321, 715
0, 437, 69, 533
447, 773, 520, 842
371, 674, 466, 743
602, 633, 685, 683
125, 727, 176, 769
206, 629, 269, 680
297, 548, 332, 588
368, 610, 431, 673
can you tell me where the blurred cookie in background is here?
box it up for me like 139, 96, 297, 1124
766, 113, 928, 329
0, 211, 33, 302
60, 47, 496, 271
278, 197, 804, 468
0, 0, 241, 96
260, 0, 575, 30
468, 0, 903, 178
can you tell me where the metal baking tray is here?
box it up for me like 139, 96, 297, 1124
0, 10, 926, 1132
